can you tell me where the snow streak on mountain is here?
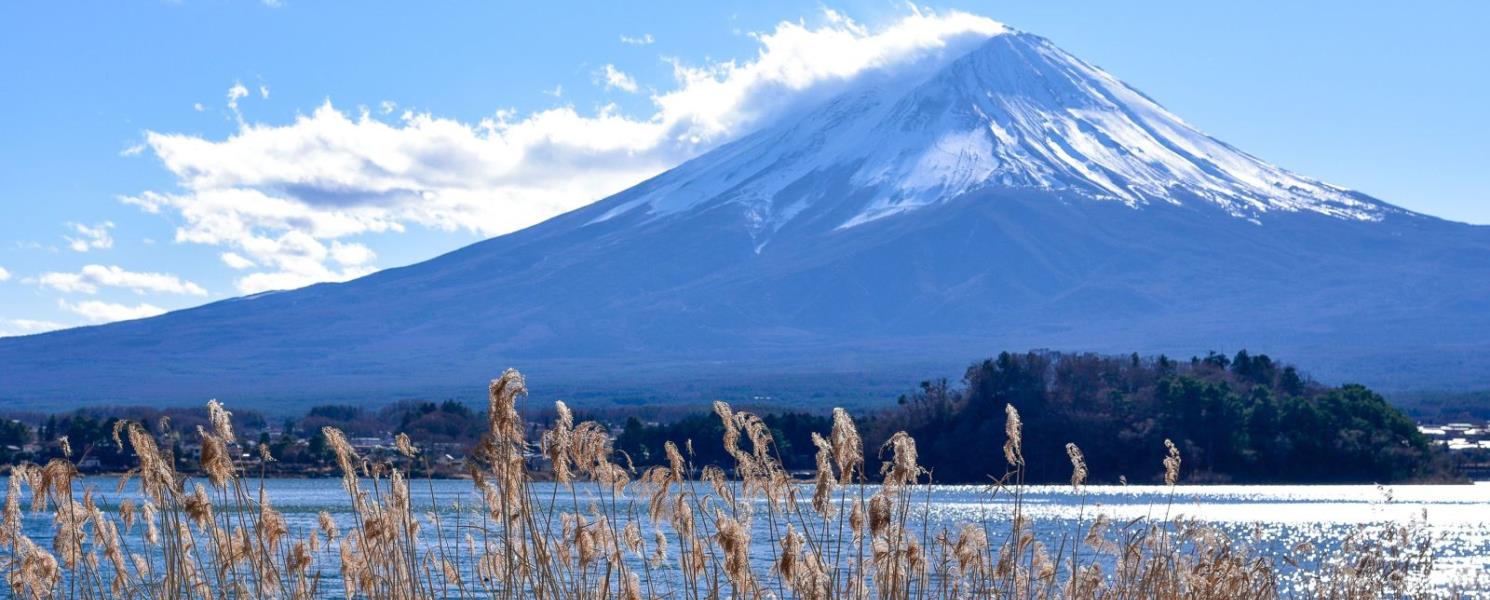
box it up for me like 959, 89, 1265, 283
595, 31, 1389, 247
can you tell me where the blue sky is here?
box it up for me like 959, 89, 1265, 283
1, 1, 1486, 336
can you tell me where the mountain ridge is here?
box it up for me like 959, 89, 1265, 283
3, 30, 1488, 407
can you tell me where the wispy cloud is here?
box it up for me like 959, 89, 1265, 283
599, 64, 640, 93
620, 33, 655, 45
220, 252, 255, 270
227, 82, 249, 111
0, 318, 68, 337
59, 299, 166, 323
37, 264, 208, 296
123, 7, 1005, 293
0, 266, 10, 282
64, 222, 114, 252
228, 236, 374, 294
227, 82, 252, 123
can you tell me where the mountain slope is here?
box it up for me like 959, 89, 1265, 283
595, 32, 1390, 237
5, 31, 1490, 406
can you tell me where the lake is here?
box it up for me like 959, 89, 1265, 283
7, 477, 1490, 596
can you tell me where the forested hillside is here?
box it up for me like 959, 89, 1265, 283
617, 350, 1456, 484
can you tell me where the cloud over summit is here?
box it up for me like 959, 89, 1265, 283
125, 7, 1005, 294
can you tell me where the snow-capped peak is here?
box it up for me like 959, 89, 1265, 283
593, 30, 1391, 235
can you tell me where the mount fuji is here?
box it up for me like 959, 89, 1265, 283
5, 30, 1490, 406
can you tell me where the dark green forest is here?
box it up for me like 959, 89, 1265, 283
616, 350, 1457, 484
1391, 390, 1490, 422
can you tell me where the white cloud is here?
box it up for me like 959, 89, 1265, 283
620, 33, 655, 46
329, 240, 375, 266
227, 82, 249, 111
220, 252, 255, 269
35, 273, 88, 293
59, 299, 166, 323
259, 84, 270, 99
120, 143, 146, 157
233, 266, 369, 295
0, 318, 68, 337
599, 64, 640, 93
379, 100, 397, 114
543, 85, 563, 98
194, 102, 206, 112
121, 196, 160, 214
64, 221, 114, 252
38, 264, 208, 296
125, 7, 1004, 293
0, 266, 9, 282
221, 229, 374, 294
227, 82, 253, 123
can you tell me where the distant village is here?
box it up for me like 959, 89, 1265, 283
1417, 420, 1490, 479
1418, 421, 1490, 451
0, 400, 553, 479
5, 429, 481, 477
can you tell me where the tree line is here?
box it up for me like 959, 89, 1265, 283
2, 349, 1459, 483
615, 350, 1457, 484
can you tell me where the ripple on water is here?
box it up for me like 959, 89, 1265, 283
8, 477, 1489, 595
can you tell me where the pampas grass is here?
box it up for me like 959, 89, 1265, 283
0, 368, 1468, 599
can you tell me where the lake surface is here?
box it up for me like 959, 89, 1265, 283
8, 477, 1490, 595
